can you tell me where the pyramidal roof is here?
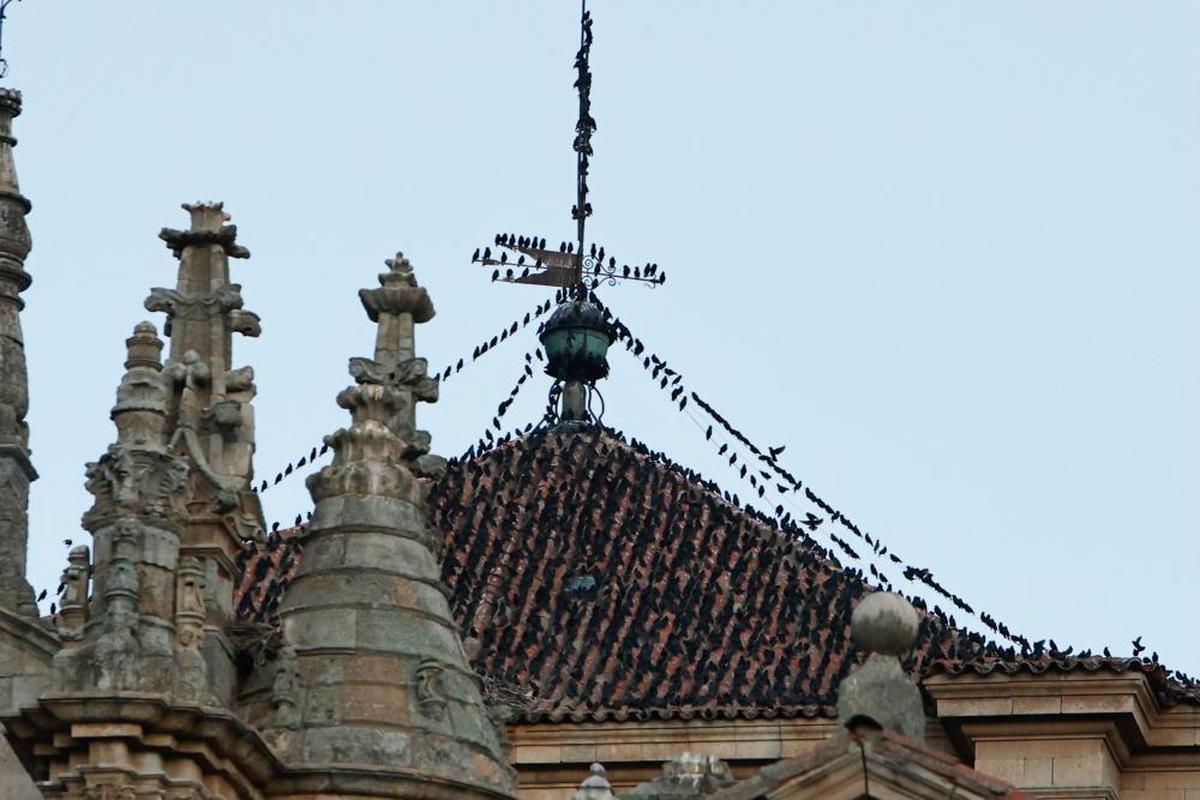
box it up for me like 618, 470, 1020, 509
235, 426, 1197, 722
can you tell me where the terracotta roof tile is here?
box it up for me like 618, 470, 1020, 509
234, 426, 1198, 721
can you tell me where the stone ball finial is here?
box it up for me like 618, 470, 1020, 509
851, 591, 918, 657
573, 763, 614, 800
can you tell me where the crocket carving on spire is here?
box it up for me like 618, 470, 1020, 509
351, 253, 439, 451
146, 202, 261, 500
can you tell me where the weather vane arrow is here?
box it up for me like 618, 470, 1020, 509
468, 0, 668, 296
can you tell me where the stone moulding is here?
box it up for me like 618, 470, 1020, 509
924, 667, 1200, 779
266, 765, 518, 800
0, 604, 59, 657
3, 693, 281, 797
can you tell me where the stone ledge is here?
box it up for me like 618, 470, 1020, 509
268, 764, 513, 799
3, 692, 282, 794
0, 606, 58, 658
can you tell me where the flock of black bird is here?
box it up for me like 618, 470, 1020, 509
471, 233, 667, 288
198, 289, 1199, 709
251, 297, 556, 497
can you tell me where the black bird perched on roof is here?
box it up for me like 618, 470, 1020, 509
472, 248, 480, 262
483, 247, 491, 261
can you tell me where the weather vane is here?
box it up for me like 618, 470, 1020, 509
0, 0, 25, 79
470, 0, 667, 296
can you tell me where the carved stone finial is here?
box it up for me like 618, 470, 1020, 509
182, 200, 230, 232
124, 321, 163, 370
111, 323, 170, 452
146, 202, 263, 534
348, 251, 439, 447
837, 591, 926, 741
573, 763, 615, 800
56, 545, 91, 642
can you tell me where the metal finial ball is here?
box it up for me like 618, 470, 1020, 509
851, 591, 918, 657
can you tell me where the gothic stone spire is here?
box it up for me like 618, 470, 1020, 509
148, 201, 261, 495
144, 203, 266, 706
0, 88, 38, 617
63, 321, 196, 698
274, 253, 517, 798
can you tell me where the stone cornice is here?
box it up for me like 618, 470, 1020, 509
266, 765, 516, 799
924, 668, 1200, 762
508, 716, 957, 771
4, 693, 282, 793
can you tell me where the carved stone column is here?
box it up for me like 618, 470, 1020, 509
0, 88, 37, 618
272, 254, 516, 799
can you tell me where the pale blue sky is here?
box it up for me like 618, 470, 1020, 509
9, 2, 1199, 671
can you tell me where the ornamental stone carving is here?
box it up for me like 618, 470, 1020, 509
82, 783, 138, 800
56, 544, 91, 642
270, 644, 301, 730
415, 658, 449, 721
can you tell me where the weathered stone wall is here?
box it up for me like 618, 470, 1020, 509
0, 735, 39, 800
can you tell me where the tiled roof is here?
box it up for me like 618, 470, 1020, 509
234, 426, 1197, 722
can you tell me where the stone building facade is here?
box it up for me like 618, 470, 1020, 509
0, 83, 1197, 799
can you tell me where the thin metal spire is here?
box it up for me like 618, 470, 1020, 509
571, 0, 595, 295
469, 1, 668, 294
0, 0, 26, 78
